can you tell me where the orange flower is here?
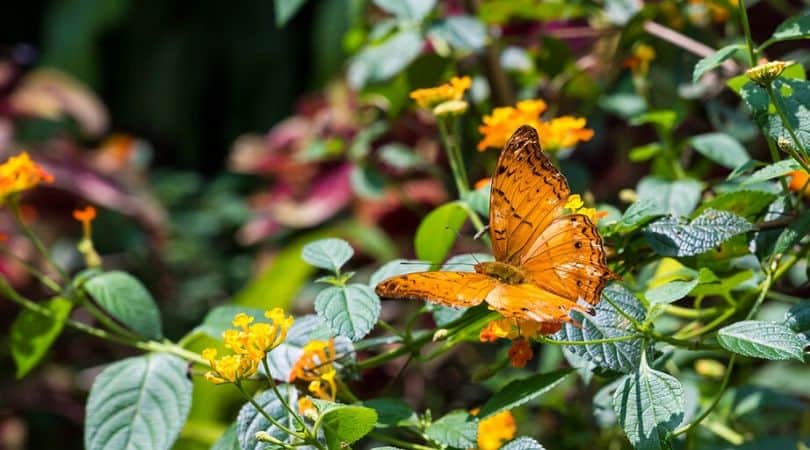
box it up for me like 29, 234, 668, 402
289, 339, 339, 400
0, 151, 53, 203
789, 170, 810, 195
475, 410, 517, 450
623, 44, 656, 77
73, 206, 102, 268
507, 339, 533, 368
477, 100, 546, 151
536, 116, 594, 152
73, 206, 96, 234
410, 76, 472, 109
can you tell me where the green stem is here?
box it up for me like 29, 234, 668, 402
664, 305, 722, 320
0, 247, 62, 292
765, 84, 810, 170
9, 197, 68, 281
672, 354, 736, 436
737, 1, 757, 66
367, 431, 436, 450
675, 308, 737, 340
766, 138, 792, 197
261, 358, 309, 429
535, 334, 643, 346
457, 201, 489, 243
437, 119, 469, 197
236, 383, 303, 439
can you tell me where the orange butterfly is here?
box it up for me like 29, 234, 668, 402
375, 125, 615, 333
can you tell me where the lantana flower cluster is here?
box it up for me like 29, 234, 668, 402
288, 339, 339, 401
202, 309, 294, 384
0, 151, 53, 203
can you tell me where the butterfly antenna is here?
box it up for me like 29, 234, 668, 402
442, 226, 484, 266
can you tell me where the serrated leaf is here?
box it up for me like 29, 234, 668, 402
84, 354, 192, 450
373, 0, 436, 20
645, 209, 753, 257
690, 132, 750, 169
742, 78, 810, 158
194, 305, 268, 338
348, 30, 423, 88
265, 315, 354, 380
10, 296, 72, 378
210, 422, 239, 450
556, 284, 645, 372
613, 358, 685, 450
84, 271, 163, 340
425, 411, 478, 448
611, 200, 666, 234
773, 210, 810, 255
636, 177, 703, 217
369, 259, 431, 287
694, 190, 776, 219
771, 14, 810, 42
363, 398, 418, 427
692, 44, 743, 83
237, 386, 298, 450
478, 369, 572, 418
415, 201, 468, 264
322, 404, 378, 445
302, 238, 354, 272
501, 437, 547, 450
717, 320, 806, 360
428, 16, 487, 52
315, 284, 380, 341
274, 0, 307, 26
742, 159, 801, 184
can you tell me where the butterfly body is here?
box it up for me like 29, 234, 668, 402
376, 125, 614, 332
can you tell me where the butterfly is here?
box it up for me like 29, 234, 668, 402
375, 125, 615, 333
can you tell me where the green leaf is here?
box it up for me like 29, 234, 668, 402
315, 284, 381, 341
690, 132, 750, 169
84, 271, 163, 340
363, 398, 418, 427
348, 30, 424, 88
717, 320, 806, 360
425, 410, 478, 448
645, 279, 699, 304
770, 14, 810, 43
351, 165, 386, 199
742, 159, 801, 184
478, 369, 572, 418
322, 404, 378, 445
428, 16, 487, 52
630, 110, 681, 131
415, 201, 468, 264
629, 143, 662, 162
373, 0, 436, 21
645, 209, 753, 257
302, 238, 354, 272
556, 284, 646, 372
636, 177, 703, 217
694, 190, 776, 219
193, 305, 267, 338
10, 296, 72, 378
369, 259, 431, 287
462, 182, 491, 217
610, 200, 667, 234
785, 302, 810, 333
274, 0, 307, 26
613, 357, 684, 450
692, 44, 743, 83
210, 423, 239, 450
265, 315, 353, 380
237, 386, 298, 450
478, 0, 585, 24
378, 143, 425, 170
502, 437, 547, 450
773, 210, 810, 255
85, 354, 192, 450
742, 78, 810, 157
599, 92, 648, 118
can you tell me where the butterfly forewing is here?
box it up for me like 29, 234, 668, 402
489, 125, 570, 265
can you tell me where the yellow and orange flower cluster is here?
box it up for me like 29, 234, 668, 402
477, 100, 593, 152
289, 339, 339, 400
473, 409, 517, 450
624, 44, 656, 77
564, 194, 607, 223
0, 151, 54, 203
410, 76, 471, 110
202, 309, 294, 384
479, 317, 560, 368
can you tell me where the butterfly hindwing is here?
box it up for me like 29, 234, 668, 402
375, 272, 497, 309
484, 283, 584, 323
489, 125, 570, 265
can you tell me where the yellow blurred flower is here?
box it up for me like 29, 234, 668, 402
410, 76, 472, 109
536, 116, 595, 152
298, 397, 317, 418
478, 100, 593, 152
624, 43, 656, 77
789, 170, 810, 195
475, 410, 516, 450
289, 339, 339, 400
0, 151, 54, 203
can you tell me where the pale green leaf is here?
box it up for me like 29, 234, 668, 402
85, 354, 192, 450
478, 369, 572, 418
84, 271, 163, 340
610, 200, 667, 234
428, 16, 487, 52
501, 437, 547, 450
237, 386, 297, 450
742, 159, 801, 184
348, 30, 423, 88
690, 132, 750, 169
425, 411, 478, 448
373, 0, 436, 20
717, 320, 806, 360
301, 238, 354, 272
636, 177, 703, 217
11, 296, 72, 378
771, 14, 810, 42
692, 44, 743, 83
645, 209, 752, 257
315, 284, 380, 341
351, 165, 386, 199
645, 278, 699, 304
415, 201, 468, 264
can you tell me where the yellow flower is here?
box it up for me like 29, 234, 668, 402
298, 397, 317, 418
477, 100, 547, 151
746, 60, 790, 86
289, 339, 339, 400
201, 347, 259, 385
475, 410, 516, 450
410, 76, 472, 109
0, 151, 54, 203
564, 194, 584, 210
535, 116, 594, 152
564, 194, 606, 223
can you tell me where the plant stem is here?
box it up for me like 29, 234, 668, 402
236, 384, 303, 439
672, 355, 736, 436
437, 119, 469, 197
664, 305, 722, 320
737, 1, 757, 65
9, 197, 68, 281
535, 334, 643, 346
0, 247, 62, 292
367, 431, 436, 450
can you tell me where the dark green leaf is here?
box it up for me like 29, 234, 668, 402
10, 296, 72, 378
364, 398, 418, 427
610, 200, 667, 234
741, 78, 810, 158
351, 165, 387, 199
315, 284, 380, 341
717, 320, 806, 360
237, 386, 297, 450
771, 14, 810, 43
84, 271, 163, 340
692, 44, 743, 83
301, 238, 354, 273
85, 354, 192, 450
415, 201, 468, 264
645, 209, 753, 257
274, 0, 307, 26
378, 143, 425, 170
773, 210, 810, 255
785, 302, 810, 334
636, 177, 703, 217
322, 404, 378, 445
479, 369, 572, 418
690, 132, 750, 169
425, 411, 478, 448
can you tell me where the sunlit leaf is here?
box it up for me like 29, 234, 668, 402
83, 271, 163, 340
348, 30, 423, 88
645, 209, 752, 257
694, 190, 776, 219
373, 0, 436, 21
415, 201, 468, 264
501, 437, 547, 450
363, 398, 419, 428
770, 14, 810, 43
10, 296, 72, 378
690, 132, 750, 169
301, 238, 354, 273
692, 44, 743, 83
321, 403, 378, 445
717, 320, 806, 360
315, 284, 380, 341
425, 411, 478, 448
636, 177, 703, 217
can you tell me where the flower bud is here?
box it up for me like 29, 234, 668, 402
745, 60, 789, 86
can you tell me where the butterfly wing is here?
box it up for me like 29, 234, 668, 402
375, 272, 497, 309
520, 214, 614, 306
484, 282, 584, 324
490, 125, 570, 265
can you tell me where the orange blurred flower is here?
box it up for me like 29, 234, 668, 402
289, 339, 339, 400
507, 339, 533, 368
410, 76, 472, 109
624, 44, 656, 77
475, 410, 517, 450
789, 170, 810, 195
478, 100, 592, 152
0, 151, 53, 203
